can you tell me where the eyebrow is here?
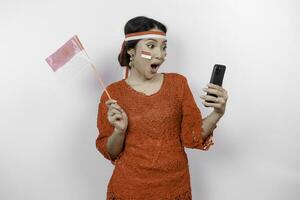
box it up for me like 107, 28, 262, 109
146, 39, 167, 43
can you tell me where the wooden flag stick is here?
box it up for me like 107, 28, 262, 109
82, 49, 112, 100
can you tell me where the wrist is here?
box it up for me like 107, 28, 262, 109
114, 127, 126, 135
213, 110, 223, 118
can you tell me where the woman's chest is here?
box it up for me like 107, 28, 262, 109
131, 84, 160, 96
124, 96, 182, 133
125, 78, 163, 96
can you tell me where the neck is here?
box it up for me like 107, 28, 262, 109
126, 67, 159, 85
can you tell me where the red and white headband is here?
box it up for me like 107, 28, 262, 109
124, 30, 166, 41
124, 30, 167, 60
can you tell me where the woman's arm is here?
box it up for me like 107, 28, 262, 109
200, 83, 228, 140
201, 111, 223, 140
106, 128, 126, 160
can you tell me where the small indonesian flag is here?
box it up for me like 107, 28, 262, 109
45, 35, 112, 99
141, 50, 152, 60
46, 35, 85, 72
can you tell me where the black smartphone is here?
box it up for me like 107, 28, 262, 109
205, 64, 226, 105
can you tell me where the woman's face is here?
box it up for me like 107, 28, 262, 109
127, 28, 167, 79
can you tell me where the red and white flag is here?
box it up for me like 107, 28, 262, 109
45, 35, 111, 99
46, 35, 85, 72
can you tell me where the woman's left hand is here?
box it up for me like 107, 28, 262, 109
200, 83, 228, 116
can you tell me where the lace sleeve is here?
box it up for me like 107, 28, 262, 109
180, 76, 214, 151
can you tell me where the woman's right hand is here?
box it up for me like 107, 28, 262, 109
105, 99, 128, 134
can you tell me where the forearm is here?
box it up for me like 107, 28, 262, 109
106, 128, 126, 160
201, 111, 223, 140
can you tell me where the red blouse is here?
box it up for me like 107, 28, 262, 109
96, 72, 215, 200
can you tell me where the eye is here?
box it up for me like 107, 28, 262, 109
163, 46, 167, 50
147, 44, 155, 49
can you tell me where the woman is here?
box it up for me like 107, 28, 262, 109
96, 16, 228, 200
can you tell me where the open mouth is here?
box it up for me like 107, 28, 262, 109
151, 63, 161, 69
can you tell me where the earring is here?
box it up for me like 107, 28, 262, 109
129, 55, 134, 68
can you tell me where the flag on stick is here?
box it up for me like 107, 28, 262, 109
45, 35, 112, 99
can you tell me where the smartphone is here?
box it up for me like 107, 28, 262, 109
205, 64, 226, 105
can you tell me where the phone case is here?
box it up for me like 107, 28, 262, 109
205, 64, 226, 104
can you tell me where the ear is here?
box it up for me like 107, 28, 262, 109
127, 49, 135, 57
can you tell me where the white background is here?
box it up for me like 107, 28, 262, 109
1, 0, 299, 199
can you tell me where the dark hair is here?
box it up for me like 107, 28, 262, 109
118, 16, 167, 68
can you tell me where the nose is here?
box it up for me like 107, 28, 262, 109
154, 48, 164, 61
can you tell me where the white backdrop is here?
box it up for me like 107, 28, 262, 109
1, 0, 299, 199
